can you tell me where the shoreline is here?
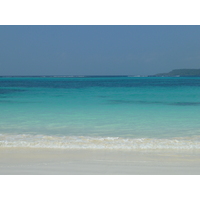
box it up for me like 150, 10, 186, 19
1, 147, 200, 175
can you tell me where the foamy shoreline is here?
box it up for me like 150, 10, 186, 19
1, 147, 200, 175
1, 134, 200, 150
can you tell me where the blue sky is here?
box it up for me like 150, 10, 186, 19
1, 25, 200, 76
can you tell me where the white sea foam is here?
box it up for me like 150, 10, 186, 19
1, 134, 200, 150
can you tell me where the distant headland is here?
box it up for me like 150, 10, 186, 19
149, 69, 200, 77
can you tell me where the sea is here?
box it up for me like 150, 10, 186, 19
1, 76, 200, 151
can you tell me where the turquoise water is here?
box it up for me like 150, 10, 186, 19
1, 76, 200, 150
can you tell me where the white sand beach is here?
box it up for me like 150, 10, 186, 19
1, 148, 200, 175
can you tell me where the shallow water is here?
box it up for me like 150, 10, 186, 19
1, 76, 200, 150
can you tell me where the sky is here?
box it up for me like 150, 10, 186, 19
1, 25, 200, 76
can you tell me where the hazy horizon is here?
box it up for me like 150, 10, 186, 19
1, 25, 200, 76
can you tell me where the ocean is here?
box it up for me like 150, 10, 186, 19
1, 76, 200, 150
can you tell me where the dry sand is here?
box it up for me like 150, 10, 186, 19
0, 147, 200, 175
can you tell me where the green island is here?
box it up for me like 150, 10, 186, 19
149, 69, 200, 77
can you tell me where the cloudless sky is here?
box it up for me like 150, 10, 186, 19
1, 25, 200, 76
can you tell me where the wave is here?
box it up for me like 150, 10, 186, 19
1, 134, 200, 150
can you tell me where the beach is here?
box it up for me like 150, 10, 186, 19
2, 26, 200, 199
1, 77, 200, 175
1, 147, 200, 175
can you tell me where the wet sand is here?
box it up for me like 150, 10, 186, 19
1, 148, 200, 175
